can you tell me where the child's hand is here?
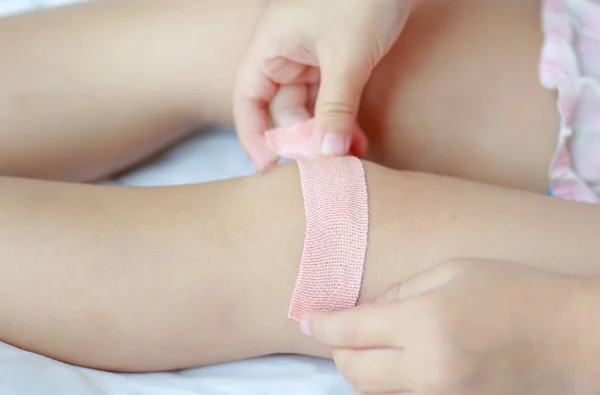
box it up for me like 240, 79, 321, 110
302, 258, 574, 395
234, 0, 413, 170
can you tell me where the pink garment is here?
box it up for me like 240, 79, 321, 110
268, 119, 370, 321
540, 0, 600, 203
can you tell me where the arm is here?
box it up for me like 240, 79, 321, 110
0, 161, 598, 372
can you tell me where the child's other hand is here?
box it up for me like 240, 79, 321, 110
302, 258, 574, 395
233, 0, 413, 171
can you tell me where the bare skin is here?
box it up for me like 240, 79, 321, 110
0, 0, 556, 190
361, 0, 558, 193
0, 164, 599, 373
0, 0, 584, 374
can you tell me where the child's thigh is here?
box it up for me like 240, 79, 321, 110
0, 0, 269, 181
361, 0, 557, 193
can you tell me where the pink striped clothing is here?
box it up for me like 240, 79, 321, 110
540, 0, 600, 203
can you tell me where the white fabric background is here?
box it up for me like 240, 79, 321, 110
0, 1, 351, 394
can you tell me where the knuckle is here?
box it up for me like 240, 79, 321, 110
316, 102, 355, 119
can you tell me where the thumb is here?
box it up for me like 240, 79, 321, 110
375, 262, 467, 304
314, 51, 372, 156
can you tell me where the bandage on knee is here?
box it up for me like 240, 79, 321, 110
288, 157, 370, 321
266, 118, 371, 320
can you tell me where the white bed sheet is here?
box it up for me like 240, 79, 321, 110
0, 1, 351, 392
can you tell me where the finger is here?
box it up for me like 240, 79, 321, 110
313, 45, 372, 156
307, 83, 319, 117
267, 65, 318, 128
373, 262, 465, 304
334, 348, 409, 394
233, 51, 280, 171
269, 85, 312, 128
302, 305, 396, 349
349, 125, 369, 159
262, 56, 319, 85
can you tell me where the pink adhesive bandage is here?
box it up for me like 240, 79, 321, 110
267, 119, 370, 321
266, 118, 369, 160
289, 157, 369, 321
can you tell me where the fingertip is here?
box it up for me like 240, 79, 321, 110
234, 106, 278, 171
320, 133, 351, 156
299, 315, 312, 337
238, 136, 269, 172
349, 126, 369, 159
300, 307, 390, 348
315, 119, 354, 157
300, 311, 334, 343
251, 150, 279, 172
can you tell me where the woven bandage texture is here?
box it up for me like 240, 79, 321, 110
288, 157, 369, 321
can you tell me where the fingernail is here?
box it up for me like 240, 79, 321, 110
299, 316, 312, 336
321, 134, 348, 156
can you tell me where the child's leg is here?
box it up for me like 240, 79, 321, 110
0, 162, 598, 372
361, 0, 558, 194
0, 0, 267, 181
0, 0, 556, 192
